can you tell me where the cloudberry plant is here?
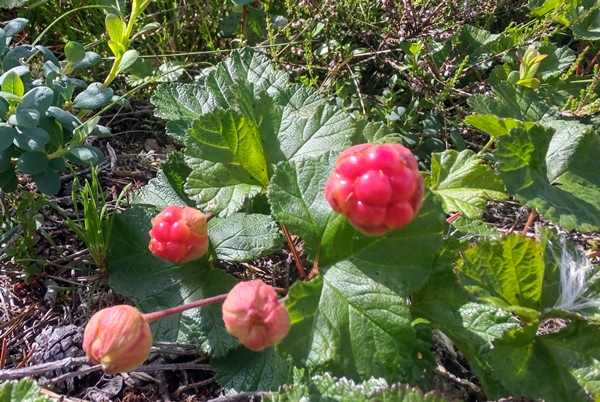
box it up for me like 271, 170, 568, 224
148, 206, 209, 263
325, 144, 424, 236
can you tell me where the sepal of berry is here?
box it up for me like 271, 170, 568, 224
148, 206, 209, 263
222, 280, 291, 351
82, 305, 153, 374
325, 143, 424, 236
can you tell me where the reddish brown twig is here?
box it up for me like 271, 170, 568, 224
280, 224, 306, 279
522, 208, 537, 235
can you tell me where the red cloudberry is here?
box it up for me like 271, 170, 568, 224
149, 206, 209, 263
325, 143, 424, 236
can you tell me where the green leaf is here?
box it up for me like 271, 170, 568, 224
8, 109, 39, 127
66, 146, 105, 166
2, 18, 28, 37
131, 151, 193, 207
457, 234, 545, 312
496, 124, 600, 231
1, 71, 24, 97
279, 264, 435, 386
468, 82, 550, 121
213, 347, 292, 394
33, 168, 61, 195
491, 321, 600, 401
0, 378, 52, 402
412, 238, 517, 399
427, 150, 507, 218
71, 52, 102, 70
14, 127, 49, 151
17, 151, 48, 175
0, 124, 16, 151
268, 152, 336, 261
265, 373, 452, 402
64, 41, 86, 63
464, 114, 535, 138
208, 213, 283, 262
318, 191, 445, 296
18, 87, 54, 113
117, 49, 139, 73
107, 206, 239, 357
105, 14, 126, 46
73, 83, 114, 110
152, 49, 355, 216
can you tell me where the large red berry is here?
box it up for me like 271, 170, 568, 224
325, 144, 423, 236
149, 206, 209, 263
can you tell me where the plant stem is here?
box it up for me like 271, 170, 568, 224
142, 294, 228, 323
241, 5, 248, 42
280, 223, 306, 279
477, 137, 496, 156
522, 208, 537, 235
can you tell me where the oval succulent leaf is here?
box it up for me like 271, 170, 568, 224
18, 151, 49, 175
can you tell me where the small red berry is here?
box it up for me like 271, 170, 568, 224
149, 206, 209, 263
325, 144, 424, 236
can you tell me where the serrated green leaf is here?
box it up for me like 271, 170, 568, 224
213, 347, 292, 394
464, 114, 535, 138
411, 239, 517, 399
458, 234, 545, 311
0, 378, 52, 402
152, 49, 354, 216
468, 82, 550, 121
208, 213, 283, 262
496, 124, 600, 231
266, 373, 452, 402
491, 320, 600, 401
318, 190, 445, 296
107, 206, 239, 357
268, 152, 336, 261
279, 263, 435, 386
427, 150, 507, 218
1, 71, 23, 97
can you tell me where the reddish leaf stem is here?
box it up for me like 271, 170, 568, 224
142, 294, 228, 324
280, 223, 306, 279
522, 208, 537, 235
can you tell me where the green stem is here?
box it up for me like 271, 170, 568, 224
477, 137, 496, 156
142, 294, 228, 323
32, 5, 113, 47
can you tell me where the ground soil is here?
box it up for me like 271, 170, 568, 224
0, 99, 598, 402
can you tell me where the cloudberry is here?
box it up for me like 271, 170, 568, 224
325, 143, 423, 236
83, 305, 153, 374
149, 206, 209, 263
222, 280, 291, 351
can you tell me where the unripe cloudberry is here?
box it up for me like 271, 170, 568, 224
149, 205, 209, 263
222, 280, 291, 351
325, 143, 424, 236
83, 305, 153, 374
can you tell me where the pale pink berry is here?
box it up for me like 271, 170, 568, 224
82, 305, 153, 374
222, 280, 291, 351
